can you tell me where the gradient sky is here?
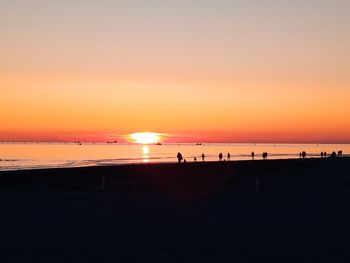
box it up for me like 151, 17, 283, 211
1, 0, 350, 143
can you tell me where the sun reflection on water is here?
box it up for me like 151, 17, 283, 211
142, 146, 150, 162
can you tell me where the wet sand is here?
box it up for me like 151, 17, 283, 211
1, 158, 350, 262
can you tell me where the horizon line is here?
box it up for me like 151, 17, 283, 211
1, 141, 350, 145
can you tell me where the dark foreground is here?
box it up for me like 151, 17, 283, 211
1, 158, 350, 262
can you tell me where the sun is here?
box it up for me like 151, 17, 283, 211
130, 132, 162, 144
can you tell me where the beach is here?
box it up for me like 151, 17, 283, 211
1, 158, 350, 262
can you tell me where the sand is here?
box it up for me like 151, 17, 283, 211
0, 158, 350, 262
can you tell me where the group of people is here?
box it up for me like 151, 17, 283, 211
177, 149, 344, 163
299, 151, 307, 159
177, 151, 261, 163
177, 152, 207, 163
320, 150, 343, 158
300, 150, 344, 159
218, 152, 230, 161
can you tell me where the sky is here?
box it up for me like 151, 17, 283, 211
1, 0, 350, 143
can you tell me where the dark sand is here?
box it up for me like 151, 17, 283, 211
1, 158, 350, 262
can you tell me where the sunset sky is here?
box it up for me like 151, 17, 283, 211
1, 0, 350, 143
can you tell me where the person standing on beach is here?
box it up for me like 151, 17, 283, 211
201, 153, 205, 161
262, 152, 268, 160
219, 153, 223, 161
177, 152, 183, 163
321, 152, 324, 158
302, 151, 306, 159
227, 153, 231, 161
251, 152, 255, 160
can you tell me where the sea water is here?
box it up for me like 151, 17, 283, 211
0, 143, 348, 171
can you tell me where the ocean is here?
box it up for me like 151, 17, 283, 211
0, 142, 348, 171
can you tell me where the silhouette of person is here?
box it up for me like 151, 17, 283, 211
302, 151, 306, 159
219, 153, 223, 161
331, 151, 337, 158
251, 152, 255, 160
177, 152, 183, 163
299, 152, 302, 158
227, 152, 231, 161
184, 159, 187, 163
262, 152, 268, 160
201, 153, 205, 161
321, 151, 324, 158
338, 150, 343, 157
194, 157, 197, 162
324, 151, 327, 158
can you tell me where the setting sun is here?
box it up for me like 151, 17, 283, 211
130, 132, 162, 144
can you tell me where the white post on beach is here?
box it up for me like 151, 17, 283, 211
256, 176, 259, 193
102, 175, 105, 191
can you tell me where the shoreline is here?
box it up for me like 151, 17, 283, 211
0, 156, 348, 174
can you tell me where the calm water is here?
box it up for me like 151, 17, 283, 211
0, 143, 348, 171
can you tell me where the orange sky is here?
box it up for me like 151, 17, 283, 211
1, 0, 350, 143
